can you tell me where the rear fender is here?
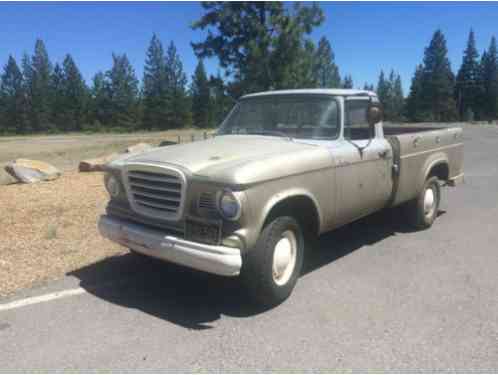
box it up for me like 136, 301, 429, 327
419, 152, 449, 192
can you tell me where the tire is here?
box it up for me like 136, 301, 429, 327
240, 216, 305, 307
406, 176, 441, 229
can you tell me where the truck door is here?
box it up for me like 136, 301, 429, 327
335, 98, 393, 226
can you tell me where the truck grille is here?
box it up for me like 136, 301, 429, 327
124, 165, 186, 221
198, 192, 217, 212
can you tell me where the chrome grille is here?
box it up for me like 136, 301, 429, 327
125, 166, 185, 220
198, 192, 217, 212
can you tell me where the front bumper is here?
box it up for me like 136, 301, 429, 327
98, 215, 242, 276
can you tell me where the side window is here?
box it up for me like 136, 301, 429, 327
344, 100, 371, 140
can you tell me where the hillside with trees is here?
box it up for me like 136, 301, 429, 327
1, 2, 498, 135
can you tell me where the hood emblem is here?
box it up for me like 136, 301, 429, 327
209, 156, 222, 161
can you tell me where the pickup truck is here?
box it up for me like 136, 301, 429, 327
99, 89, 464, 306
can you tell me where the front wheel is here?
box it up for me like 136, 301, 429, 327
240, 216, 304, 307
406, 176, 441, 229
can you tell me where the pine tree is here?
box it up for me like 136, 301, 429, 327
89, 71, 112, 129
387, 70, 397, 111
20, 53, 34, 133
377, 70, 391, 117
312, 36, 341, 88
377, 71, 386, 95
285, 39, 317, 89
60, 54, 88, 131
405, 64, 425, 121
342, 75, 353, 89
480, 36, 498, 121
30, 39, 54, 132
363, 83, 375, 91
392, 73, 405, 121
106, 53, 139, 130
0, 56, 28, 133
456, 30, 483, 120
421, 30, 457, 121
209, 72, 231, 127
192, 2, 323, 95
142, 34, 169, 130
51, 63, 65, 130
376, 70, 404, 121
191, 60, 211, 128
165, 41, 190, 128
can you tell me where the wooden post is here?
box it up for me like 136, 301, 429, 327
203, 131, 207, 140
191, 134, 195, 142
177, 135, 181, 144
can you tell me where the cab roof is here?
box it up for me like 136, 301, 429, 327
241, 88, 377, 99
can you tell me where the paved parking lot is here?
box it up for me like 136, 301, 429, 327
1, 125, 497, 371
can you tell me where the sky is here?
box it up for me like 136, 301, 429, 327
1, 1, 498, 94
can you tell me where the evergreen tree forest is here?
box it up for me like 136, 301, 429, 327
376, 70, 405, 121
1, 3, 498, 135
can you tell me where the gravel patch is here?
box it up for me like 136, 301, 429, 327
0, 172, 125, 297
0, 130, 214, 297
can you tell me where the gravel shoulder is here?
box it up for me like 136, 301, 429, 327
0, 172, 125, 297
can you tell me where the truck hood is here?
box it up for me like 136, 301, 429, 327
115, 135, 332, 186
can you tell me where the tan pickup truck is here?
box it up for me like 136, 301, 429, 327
99, 89, 464, 306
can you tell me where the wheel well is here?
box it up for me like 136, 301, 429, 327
428, 162, 449, 181
264, 195, 320, 238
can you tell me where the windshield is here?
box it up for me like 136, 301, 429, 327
218, 95, 340, 140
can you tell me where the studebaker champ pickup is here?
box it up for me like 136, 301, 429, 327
99, 89, 464, 306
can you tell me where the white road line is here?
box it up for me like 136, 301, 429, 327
0, 287, 87, 312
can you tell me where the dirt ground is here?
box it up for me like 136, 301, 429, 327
0, 129, 211, 296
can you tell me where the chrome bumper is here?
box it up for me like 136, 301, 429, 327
98, 215, 242, 276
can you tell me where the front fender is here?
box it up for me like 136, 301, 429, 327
241, 181, 327, 250
260, 188, 323, 232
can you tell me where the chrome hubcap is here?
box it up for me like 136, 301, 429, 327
272, 230, 297, 286
424, 187, 436, 218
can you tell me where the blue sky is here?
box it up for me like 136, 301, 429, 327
1, 2, 498, 94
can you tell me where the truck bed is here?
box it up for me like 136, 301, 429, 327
385, 125, 464, 207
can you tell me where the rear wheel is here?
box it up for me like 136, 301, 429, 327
406, 176, 441, 229
240, 216, 304, 307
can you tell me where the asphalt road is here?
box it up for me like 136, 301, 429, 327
1, 125, 498, 371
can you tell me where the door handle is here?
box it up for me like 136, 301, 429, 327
378, 150, 389, 158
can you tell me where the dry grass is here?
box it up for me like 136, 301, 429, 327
0, 128, 212, 173
0, 172, 125, 297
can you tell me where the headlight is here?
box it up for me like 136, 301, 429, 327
217, 189, 242, 220
105, 173, 121, 198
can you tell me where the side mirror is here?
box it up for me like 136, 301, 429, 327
367, 103, 383, 127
